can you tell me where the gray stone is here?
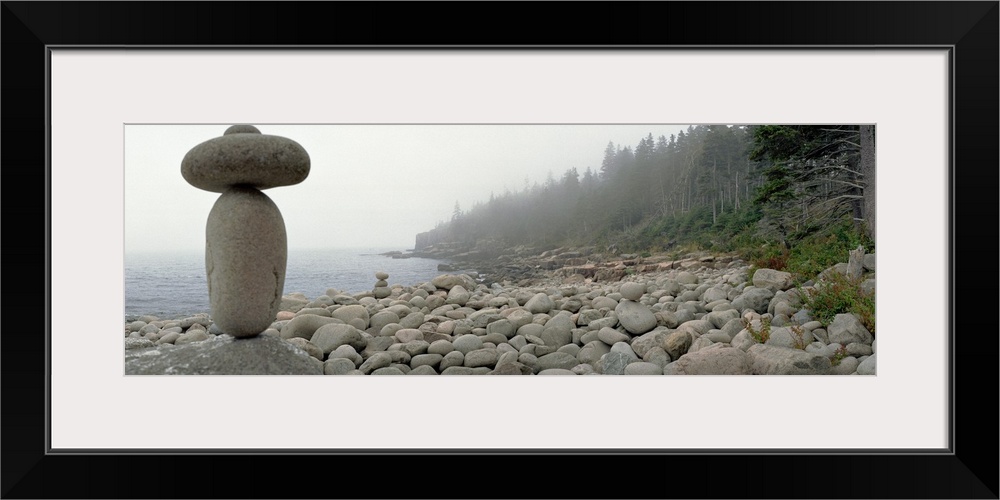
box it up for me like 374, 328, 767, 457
279, 314, 343, 341
310, 323, 367, 354
125, 338, 156, 350
369, 310, 400, 333
808, 327, 828, 344
394, 328, 424, 343
622, 362, 661, 375
597, 327, 629, 346
126, 334, 322, 375
615, 300, 657, 335
863, 253, 876, 272
407, 365, 438, 375
663, 331, 692, 360
375, 271, 389, 280
856, 353, 877, 375
439, 366, 474, 375
446, 285, 471, 306
525, 293, 555, 314
486, 319, 516, 339
706, 309, 740, 329
663, 346, 751, 375
703, 330, 733, 343
181, 126, 309, 193
655, 311, 680, 329
328, 345, 363, 367
398, 312, 425, 329
828, 314, 873, 345
362, 336, 395, 357
440, 351, 465, 370
324, 357, 356, 375
535, 352, 579, 371
387, 341, 430, 357
410, 353, 443, 370
371, 367, 405, 375
155, 332, 181, 345
537, 369, 576, 375
732, 287, 774, 314
138, 323, 161, 335
792, 308, 814, 325
601, 351, 634, 375
295, 307, 331, 317
620, 282, 646, 301
284, 337, 323, 360
490, 362, 533, 375
452, 334, 483, 354
702, 287, 729, 303
642, 346, 671, 367
752, 268, 794, 292
571, 364, 595, 375
747, 344, 832, 375
765, 327, 813, 350
846, 342, 873, 357
577, 340, 611, 365
385, 350, 412, 365
688, 335, 714, 354
629, 330, 667, 358
431, 274, 476, 291
203, 186, 287, 337
831, 356, 860, 375
505, 309, 535, 330
540, 315, 574, 348
591, 296, 618, 310
359, 352, 392, 374
428, 339, 455, 356
463, 348, 498, 368
678, 319, 714, 336
175, 330, 210, 345
675, 271, 698, 285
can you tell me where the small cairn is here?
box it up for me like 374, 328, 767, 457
373, 271, 391, 299
181, 125, 310, 337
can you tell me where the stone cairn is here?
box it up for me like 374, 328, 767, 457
181, 125, 310, 338
373, 271, 391, 299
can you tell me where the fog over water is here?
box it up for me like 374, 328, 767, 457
125, 124, 689, 254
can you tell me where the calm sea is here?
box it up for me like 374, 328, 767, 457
124, 248, 451, 321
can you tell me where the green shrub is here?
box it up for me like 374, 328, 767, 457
745, 316, 772, 344
801, 272, 875, 334
783, 218, 875, 279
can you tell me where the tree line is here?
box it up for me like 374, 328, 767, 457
431, 125, 875, 255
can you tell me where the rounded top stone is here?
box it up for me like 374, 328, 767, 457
224, 124, 261, 135
181, 125, 310, 193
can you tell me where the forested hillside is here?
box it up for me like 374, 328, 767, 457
416, 125, 875, 279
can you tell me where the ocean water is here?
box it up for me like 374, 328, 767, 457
124, 247, 450, 321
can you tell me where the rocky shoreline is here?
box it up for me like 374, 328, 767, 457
125, 247, 876, 376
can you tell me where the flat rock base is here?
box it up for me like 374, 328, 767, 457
125, 334, 322, 375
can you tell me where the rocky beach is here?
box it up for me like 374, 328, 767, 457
125, 246, 876, 376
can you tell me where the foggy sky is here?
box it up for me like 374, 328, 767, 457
124, 124, 689, 253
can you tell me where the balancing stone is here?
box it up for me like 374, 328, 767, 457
182, 125, 310, 337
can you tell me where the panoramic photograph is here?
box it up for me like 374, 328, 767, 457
124, 124, 876, 375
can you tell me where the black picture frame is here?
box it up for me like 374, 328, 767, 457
3, 2, 997, 498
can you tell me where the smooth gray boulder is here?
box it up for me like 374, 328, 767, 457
747, 344, 832, 375
310, 323, 367, 353
181, 125, 310, 193
615, 300, 657, 335
280, 314, 343, 341
752, 268, 794, 292
125, 334, 322, 375
663, 345, 751, 375
204, 186, 287, 337
828, 314, 874, 345
535, 352, 580, 372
